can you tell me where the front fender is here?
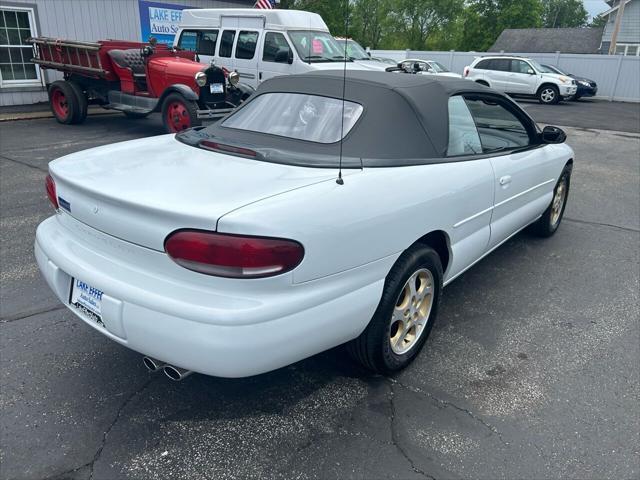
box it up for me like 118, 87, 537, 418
234, 82, 255, 99
155, 84, 199, 110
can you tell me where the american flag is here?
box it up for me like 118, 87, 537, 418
254, 0, 275, 8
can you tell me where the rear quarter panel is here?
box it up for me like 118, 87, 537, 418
217, 159, 495, 284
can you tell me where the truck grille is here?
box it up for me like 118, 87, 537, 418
199, 66, 227, 109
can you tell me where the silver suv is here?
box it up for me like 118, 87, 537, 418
464, 56, 577, 104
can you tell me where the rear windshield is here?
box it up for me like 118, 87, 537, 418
221, 93, 363, 144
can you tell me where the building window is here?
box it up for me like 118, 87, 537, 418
0, 6, 41, 86
614, 43, 640, 56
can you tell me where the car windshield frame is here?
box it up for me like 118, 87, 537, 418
344, 39, 370, 60
540, 64, 566, 75
429, 61, 450, 73
288, 30, 350, 63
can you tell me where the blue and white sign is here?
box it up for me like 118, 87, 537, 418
138, 1, 192, 46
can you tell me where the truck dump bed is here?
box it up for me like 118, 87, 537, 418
28, 37, 149, 81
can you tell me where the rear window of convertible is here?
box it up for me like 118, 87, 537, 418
221, 93, 364, 144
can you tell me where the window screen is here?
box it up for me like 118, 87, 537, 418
489, 59, 510, 71
219, 30, 236, 58
222, 93, 363, 144
177, 30, 218, 56
475, 59, 491, 69
235, 31, 258, 59
447, 96, 482, 156
263, 32, 291, 62
511, 59, 532, 74
464, 97, 531, 152
0, 8, 38, 82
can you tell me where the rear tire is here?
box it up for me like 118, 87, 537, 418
66, 81, 88, 124
528, 165, 571, 237
538, 85, 560, 105
161, 93, 200, 133
347, 244, 443, 374
48, 81, 82, 124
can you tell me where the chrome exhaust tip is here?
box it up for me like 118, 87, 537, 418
163, 365, 193, 381
142, 356, 165, 372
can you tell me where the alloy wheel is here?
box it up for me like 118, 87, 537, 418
550, 178, 567, 226
541, 88, 556, 103
389, 268, 434, 355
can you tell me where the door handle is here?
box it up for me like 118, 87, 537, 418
259, 72, 262, 80
499, 175, 512, 186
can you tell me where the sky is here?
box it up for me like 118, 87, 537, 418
583, 0, 609, 19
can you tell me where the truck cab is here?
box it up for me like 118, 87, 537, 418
173, 9, 379, 88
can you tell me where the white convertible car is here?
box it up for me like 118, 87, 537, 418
36, 72, 572, 380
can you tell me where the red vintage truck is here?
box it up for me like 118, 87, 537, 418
29, 37, 254, 133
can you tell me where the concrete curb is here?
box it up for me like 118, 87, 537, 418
0, 108, 121, 122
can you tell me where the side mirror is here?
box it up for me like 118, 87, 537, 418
541, 125, 566, 144
527, 68, 535, 75
275, 48, 293, 64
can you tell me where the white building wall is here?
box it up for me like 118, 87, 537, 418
0, 0, 251, 106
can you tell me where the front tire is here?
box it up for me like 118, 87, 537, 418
161, 93, 200, 133
538, 85, 560, 105
348, 245, 443, 374
528, 165, 571, 237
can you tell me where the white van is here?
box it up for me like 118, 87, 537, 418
174, 9, 383, 89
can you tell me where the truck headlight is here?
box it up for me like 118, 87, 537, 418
228, 71, 240, 86
558, 76, 570, 84
195, 71, 207, 87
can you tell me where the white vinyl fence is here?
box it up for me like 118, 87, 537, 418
371, 50, 640, 102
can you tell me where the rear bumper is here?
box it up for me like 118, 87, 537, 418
35, 214, 387, 377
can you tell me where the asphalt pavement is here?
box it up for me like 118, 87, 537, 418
1, 102, 639, 480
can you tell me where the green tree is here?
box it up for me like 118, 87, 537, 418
350, 0, 395, 49
388, 0, 464, 50
460, 0, 544, 51
542, 0, 588, 27
589, 13, 608, 28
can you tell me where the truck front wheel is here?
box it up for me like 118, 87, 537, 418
48, 81, 84, 124
161, 93, 200, 133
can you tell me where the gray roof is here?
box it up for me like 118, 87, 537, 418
197, 71, 497, 165
489, 28, 604, 54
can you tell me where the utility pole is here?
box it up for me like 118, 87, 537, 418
608, 0, 627, 55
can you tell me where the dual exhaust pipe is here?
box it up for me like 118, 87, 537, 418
143, 356, 193, 381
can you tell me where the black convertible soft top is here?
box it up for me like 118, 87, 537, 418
184, 71, 513, 167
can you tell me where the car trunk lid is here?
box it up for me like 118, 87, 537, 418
49, 134, 335, 251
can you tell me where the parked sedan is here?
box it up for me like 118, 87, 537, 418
36, 72, 573, 380
396, 59, 462, 78
540, 64, 598, 100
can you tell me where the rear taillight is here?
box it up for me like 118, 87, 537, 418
45, 174, 58, 209
463, 67, 470, 77
165, 230, 304, 278
200, 140, 257, 158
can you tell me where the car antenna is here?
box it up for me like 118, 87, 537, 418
336, 0, 349, 186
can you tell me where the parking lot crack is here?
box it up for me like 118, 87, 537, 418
388, 380, 437, 480
0, 305, 66, 324
564, 217, 640, 233
0, 153, 47, 172
389, 378, 508, 448
86, 377, 154, 479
